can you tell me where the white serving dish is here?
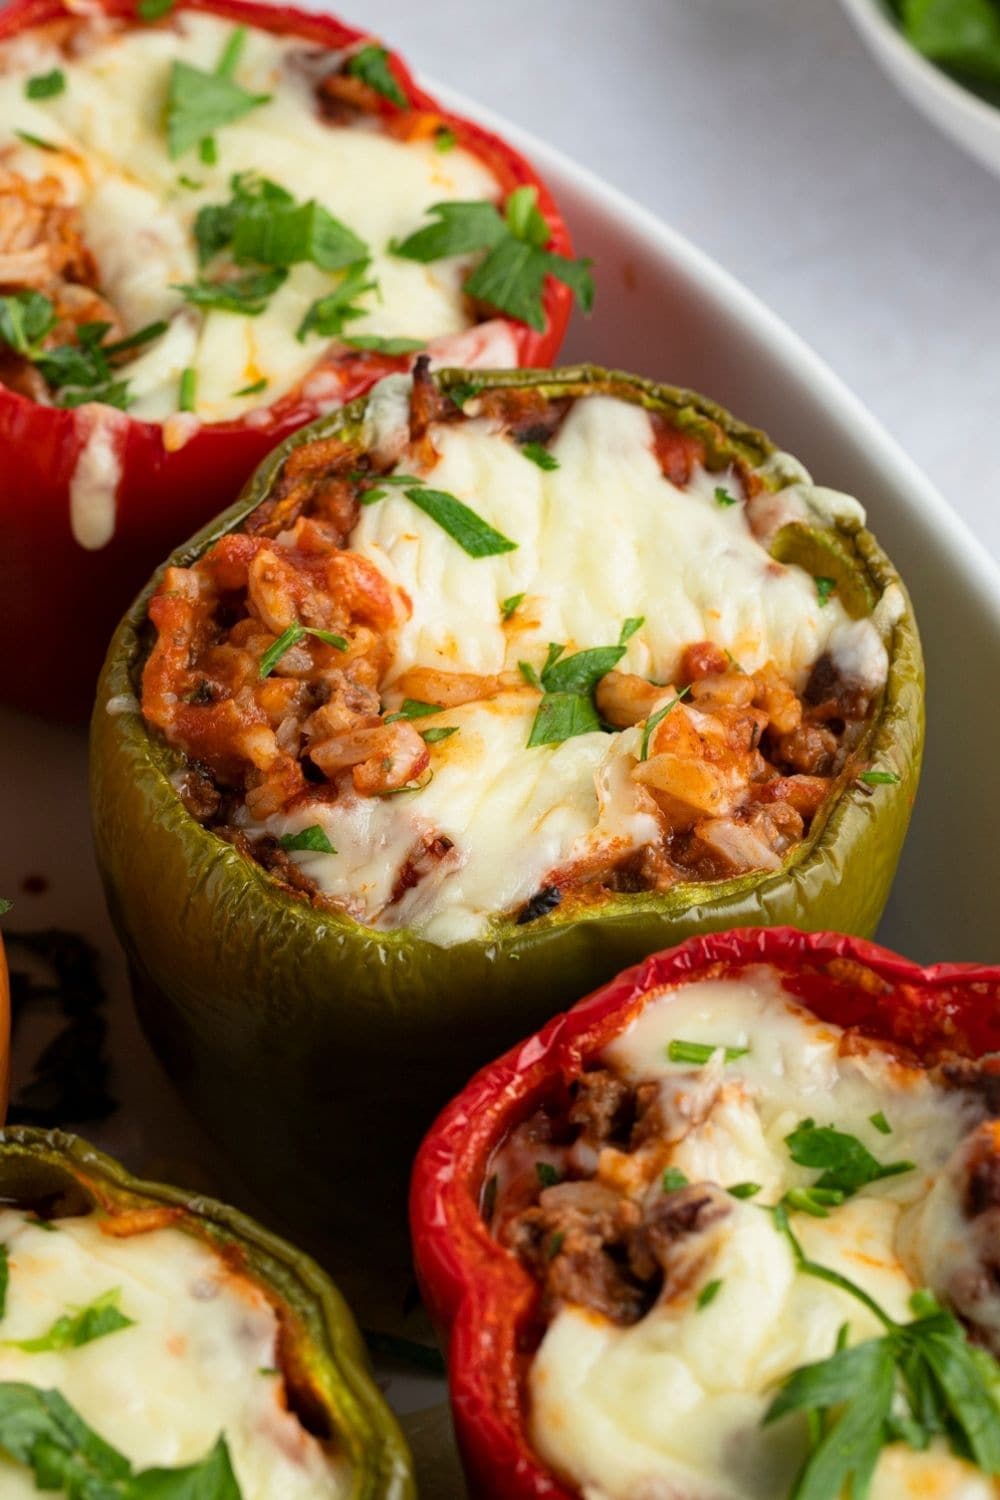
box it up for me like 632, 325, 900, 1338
2, 76, 999, 1500
839, 0, 1000, 179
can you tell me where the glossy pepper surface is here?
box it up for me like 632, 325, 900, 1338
90, 366, 923, 1319
409, 927, 1000, 1500
0, 1125, 414, 1499
0, 0, 575, 719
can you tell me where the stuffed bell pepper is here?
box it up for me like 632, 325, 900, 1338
0, 1126, 413, 1498
90, 364, 922, 1307
0, 0, 582, 716
411, 928, 1000, 1500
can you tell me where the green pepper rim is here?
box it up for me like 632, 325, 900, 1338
0, 1126, 415, 1500
97, 363, 923, 957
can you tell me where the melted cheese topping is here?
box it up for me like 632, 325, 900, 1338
530, 972, 995, 1500
0, 1210, 348, 1498
260, 394, 890, 946
0, 12, 502, 423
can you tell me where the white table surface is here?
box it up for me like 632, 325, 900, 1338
325, 0, 1000, 562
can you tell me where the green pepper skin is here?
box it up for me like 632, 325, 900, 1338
0, 1126, 413, 1499
90, 367, 924, 1319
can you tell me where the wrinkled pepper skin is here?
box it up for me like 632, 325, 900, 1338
0, 1126, 414, 1500
0, 0, 574, 720
409, 928, 1000, 1500
90, 367, 923, 1323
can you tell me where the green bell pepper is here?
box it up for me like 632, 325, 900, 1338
90, 366, 923, 1326
0, 1126, 413, 1498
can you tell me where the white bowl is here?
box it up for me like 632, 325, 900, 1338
839, 0, 1000, 177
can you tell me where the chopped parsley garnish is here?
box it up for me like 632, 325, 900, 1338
859, 770, 901, 786
232, 196, 367, 273
446, 380, 482, 409
546, 1230, 565, 1259
278, 825, 335, 855
0, 1388, 243, 1499
870, 1111, 892, 1135
342, 334, 425, 355
639, 686, 691, 761
501, 593, 525, 620
764, 1208, 1000, 1497
535, 1161, 560, 1189
728, 1182, 762, 1200
667, 1039, 750, 1065
384, 699, 443, 724
258, 623, 348, 678
783, 1185, 846, 1218
714, 485, 738, 507
392, 184, 594, 331
661, 1167, 689, 1193
200, 136, 219, 166
14, 129, 58, 151
434, 125, 456, 152
520, 441, 559, 471
345, 43, 408, 107
297, 262, 376, 342
784, 1118, 915, 1197
26, 69, 65, 100
234, 377, 268, 397
0, 294, 167, 409
362, 481, 516, 558
166, 30, 269, 158
519, 660, 541, 689
174, 267, 289, 316
138, 0, 175, 18
525, 620, 643, 748
421, 725, 459, 744
178, 366, 197, 413
697, 1279, 723, 1311
815, 575, 837, 607
4, 1289, 133, 1353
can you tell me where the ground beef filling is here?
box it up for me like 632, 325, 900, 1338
490, 1056, 1000, 1343
141, 372, 882, 920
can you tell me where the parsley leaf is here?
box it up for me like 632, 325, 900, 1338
232, 198, 366, 273
392, 185, 594, 331
4, 1289, 132, 1353
421, 725, 459, 744
728, 1182, 762, 1200
697, 1279, 723, 1311
501, 593, 525, 620
859, 770, 901, 787
520, 441, 559, 471
526, 691, 601, 747
384, 699, 443, 723
174, 267, 288, 316
815, 576, 837, 607
233, 377, 268, 397
258, 623, 347, 678
525, 624, 641, 748
0, 290, 55, 356
402, 487, 517, 558
715, 484, 738, 507
342, 334, 425, 355
535, 1161, 560, 1188
297, 262, 376, 342
14, 129, 58, 151
434, 126, 456, 152
640, 687, 691, 761
667, 1039, 750, 1065
178, 367, 196, 413
26, 69, 64, 99
662, 1167, 689, 1192
165, 56, 269, 159
278, 825, 335, 855
785, 1118, 915, 1197
0, 296, 165, 410
345, 43, 408, 108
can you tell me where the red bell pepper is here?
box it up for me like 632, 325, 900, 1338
0, 0, 575, 718
410, 926, 1000, 1500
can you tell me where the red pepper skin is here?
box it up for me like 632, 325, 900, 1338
409, 926, 1000, 1500
0, 0, 574, 719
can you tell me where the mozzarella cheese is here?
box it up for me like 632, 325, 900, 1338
530, 972, 995, 1500
0, 12, 502, 425
262, 393, 890, 946
0, 1209, 348, 1498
